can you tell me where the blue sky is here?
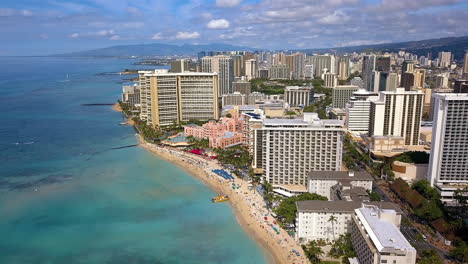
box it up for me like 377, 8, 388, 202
1, 0, 468, 55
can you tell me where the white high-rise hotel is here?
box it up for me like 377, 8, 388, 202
428, 93, 468, 204
253, 113, 344, 186
369, 88, 424, 146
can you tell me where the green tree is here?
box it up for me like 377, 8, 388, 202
415, 200, 443, 221
368, 191, 381, 202
412, 180, 440, 200
418, 249, 442, 264
302, 240, 323, 264
451, 241, 468, 263
328, 234, 356, 260
274, 193, 327, 224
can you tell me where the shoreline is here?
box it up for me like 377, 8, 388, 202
136, 135, 309, 264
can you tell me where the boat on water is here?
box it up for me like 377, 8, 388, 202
212, 195, 229, 203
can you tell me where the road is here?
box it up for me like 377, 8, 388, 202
369, 166, 449, 259
344, 139, 449, 259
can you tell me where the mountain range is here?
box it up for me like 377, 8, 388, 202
54, 36, 468, 60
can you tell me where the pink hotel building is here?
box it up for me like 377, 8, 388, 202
184, 117, 244, 149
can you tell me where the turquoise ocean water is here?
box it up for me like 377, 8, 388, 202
0, 57, 268, 264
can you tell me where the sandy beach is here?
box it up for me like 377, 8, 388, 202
112, 103, 122, 112
137, 135, 309, 264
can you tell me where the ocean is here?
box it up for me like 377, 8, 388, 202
0, 57, 268, 264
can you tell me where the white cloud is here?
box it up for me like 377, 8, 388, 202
207, 19, 230, 29
94, 30, 114, 36
175, 31, 200, 39
39, 33, 49, 39
69, 33, 79, 38
216, 0, 242, 8
21, 9, 33, 16
151, 33, 163, 40
317, 10, 349, 25
335, 40, 388, 47
110, 35, 121, 40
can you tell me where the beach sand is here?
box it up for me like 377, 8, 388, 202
112, 103, 122, 112
137, 135, 309, 264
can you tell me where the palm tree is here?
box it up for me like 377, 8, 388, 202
303, 240, 323, 264
328, 215, 338, 242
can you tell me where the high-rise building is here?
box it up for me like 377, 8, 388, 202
232, 80, 251, 95
257, 67, 269, 79
463, 51, 468, 79
245, 59, 257, 81
413, 69, 426, 89
285, 55, 294, 78
232, 55, 244, 77
371, 71, 386, 92
304, 65, 314, 79
385, 72, 398, 91
350, 205, 416, 264
222, 92, 245, 106
375, 56, 391, 72
345, 90, 379, 135
292, 53, 306, 80
453, 80, 468, 93
324, 73, 338, 88
428, 93, 468, 204
362, 55, 376, 91
401, 60, 414, 73
435, 74, 449, 88
201, 55, 234, 96
438, 51, 452, 68
253, 113, 344, 185
284, 86, 313, 107
310, 55, 333, 77
338, 56, 350, 81
269, 64, 290, 80
170, 59, 190, 73
121, 84, 140, 106
350, 77, 364, 89
400, 72, 415, 91
332, 85, 360, 108
369, 88, 424, 146
138, 70, 219, 127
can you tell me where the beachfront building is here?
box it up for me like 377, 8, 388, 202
284, 86, 313, 107
241, 112, 263, 154
121, 83, 140, 106
296, 201, 401, 243
332, 85, 360, 108
253, 113, 344, 186
210, 132, 243, 149
184, 117, 244, 149
350, 205, 416, 264
138, 70, 219, 127
307, 171, 373, 200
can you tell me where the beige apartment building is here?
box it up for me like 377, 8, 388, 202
138, 70, 219, 127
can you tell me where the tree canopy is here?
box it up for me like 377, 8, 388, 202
274, 193, 327, 224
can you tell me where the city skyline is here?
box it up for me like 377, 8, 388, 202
1, 0, 468, 55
